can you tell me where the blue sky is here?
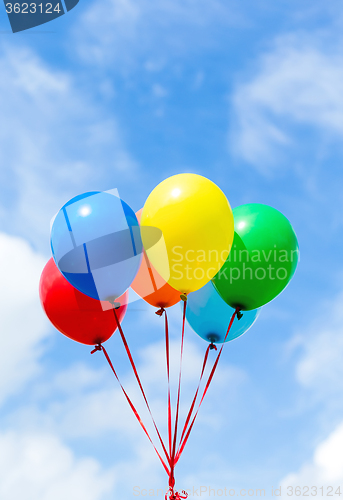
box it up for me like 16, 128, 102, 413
0, 0, 343, 498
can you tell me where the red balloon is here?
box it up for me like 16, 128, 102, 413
39, 258, 128, 345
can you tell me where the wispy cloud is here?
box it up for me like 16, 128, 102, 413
72, 0, 242, 68
281, 421, 343, 489
275, 287, 343, 436
0, 45, 137, 250
0, 232, 48, 405
292, 291, 343, 402
231, 33, 343, 173
0, 430, 115, 500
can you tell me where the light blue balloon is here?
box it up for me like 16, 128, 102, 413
50, 191, 142, 302
185, 281, 260, 344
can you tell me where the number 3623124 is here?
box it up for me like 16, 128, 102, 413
5, 3, 61, 14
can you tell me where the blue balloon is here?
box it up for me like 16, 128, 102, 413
50, 191, 142, 302
185, 281, 260, 344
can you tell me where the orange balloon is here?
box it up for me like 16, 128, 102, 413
131, 210, 181, 308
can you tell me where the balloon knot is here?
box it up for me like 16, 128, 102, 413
180, 293, 188, 302
106, 296, 121, 309
155, 307, 165, 316
209, 343, 217, 351
236, 310, 243, 320
165, 487, 188, 500
169, 474, 175, 489
90, 344, 102, 354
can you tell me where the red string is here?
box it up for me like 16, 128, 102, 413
91, 343, 170, 476
175, 342, 216, 459
163, 308, 173, 460
144, 249, 158, 293
169, 299, 187, 489
112, 307, 171, 467
174, 308, 238, 464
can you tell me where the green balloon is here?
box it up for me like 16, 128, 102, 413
212, 204, 299, 310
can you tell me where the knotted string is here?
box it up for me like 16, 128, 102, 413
90, 344, 102, 354
165, 486, 188, 500
155, 307, 165, 317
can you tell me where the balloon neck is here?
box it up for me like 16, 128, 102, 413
90, 343, 102, 354
155, 307, 165, 316
209, 343, 217, 351
106, 296, 121, 309
180, 293, 188, 302
236, 310, 243, 320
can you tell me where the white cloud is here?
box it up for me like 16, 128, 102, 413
0, 45, 137, 249
273, 290, 343, 496
0, 232, 48, 404
231, 33, 343, 172
73, 0, 241, 68
292, 291, 343, 400
281, 421, 343, 490
0, 431, 115, 500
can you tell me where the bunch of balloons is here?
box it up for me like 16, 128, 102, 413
39, 174, 299, 498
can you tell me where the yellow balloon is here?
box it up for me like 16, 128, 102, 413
141, 173, 234, 293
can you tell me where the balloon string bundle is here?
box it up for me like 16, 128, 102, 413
168, 298, 187, 491
112, 306, 171, 465
160, 307, 173, 459
91, 298, 238, 497
41, 175, 299, 499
